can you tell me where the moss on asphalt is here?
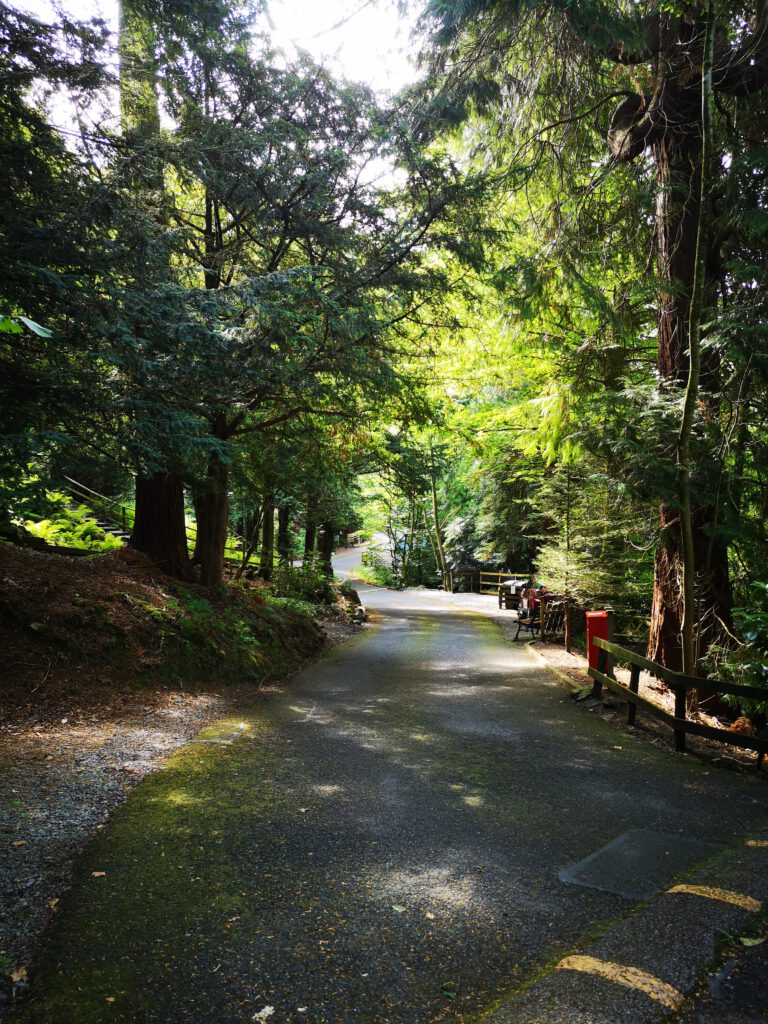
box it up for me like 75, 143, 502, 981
10, 718, 291, 1024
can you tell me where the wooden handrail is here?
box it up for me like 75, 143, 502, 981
593, 637, 768, 703
63, 475, 247, 562
446, 568, 528, 594
589, 637, 767, 767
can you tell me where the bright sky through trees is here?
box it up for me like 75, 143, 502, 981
270, 0, 419, 92
17, 0, 420, 93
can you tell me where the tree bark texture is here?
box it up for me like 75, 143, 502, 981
429, 470, 449, 590
130, 472, 192, 580
608, 9, 734, 667
194, 456, 230, 588
277, 504, 292, 564
304, 515, 317, 556
676, 0, 716, 681
259, 496, 275, 580
318, 521, 334, 574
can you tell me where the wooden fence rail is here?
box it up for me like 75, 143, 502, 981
447, 569, 529, 594
589, 637, 767, 769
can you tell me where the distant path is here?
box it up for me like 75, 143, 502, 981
11, 550, 767, 1024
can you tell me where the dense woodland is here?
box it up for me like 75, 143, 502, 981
3, 0, 768, 707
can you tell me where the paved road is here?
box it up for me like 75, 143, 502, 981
11, 552, 768, 1024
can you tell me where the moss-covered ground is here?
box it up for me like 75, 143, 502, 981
9, 716, 289, 1023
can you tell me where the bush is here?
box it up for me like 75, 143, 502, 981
265, 594, 316, 617
359, 546, 401, 588
269, 556, 335, 605
24, 502, 123, 552
704, 581, 768, 717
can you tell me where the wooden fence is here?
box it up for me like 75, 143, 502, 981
589, 637, 767, 769
447, 569, 529, 594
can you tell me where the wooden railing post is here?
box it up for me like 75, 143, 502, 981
587, 637, 768, 767
605, 607, 615, 678
592, 645, 607, 699
627, 664, 640, 726
564, 599, 572, 653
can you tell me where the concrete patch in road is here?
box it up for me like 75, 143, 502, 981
558, 829, 722, 900
481, 835, 768, 1024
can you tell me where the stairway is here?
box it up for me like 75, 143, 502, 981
64, 476, 132, 546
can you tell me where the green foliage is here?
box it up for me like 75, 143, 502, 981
269, 557, 335, 606
24, 501, 123, 552
529, 465, 655, 613
705, 583, 768, 716
5, 0, 768, 680
264, 594, 317, 618
359, 545, 402, 589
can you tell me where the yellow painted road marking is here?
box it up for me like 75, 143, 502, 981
746, 839, 768, 848
667, 884, 762, 912
557, 956, 684, 1011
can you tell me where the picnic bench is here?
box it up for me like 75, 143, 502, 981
513, 592, 568, 641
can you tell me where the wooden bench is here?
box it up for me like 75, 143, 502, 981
541, 599, 567, 640
513, 595, 568, 641
514, 591, 540, 639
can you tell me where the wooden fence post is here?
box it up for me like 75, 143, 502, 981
627, 664, 640, 726
592, 646, 607, 699
564, 599, 571, 653
605, 607, 615, 678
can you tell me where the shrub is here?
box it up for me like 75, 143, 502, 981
269, 556, 335, 605
24, 502, 123, 552
359, 546, 401, 588
704, 581, 768, 717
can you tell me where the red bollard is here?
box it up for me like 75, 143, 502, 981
586, 610, 609, 670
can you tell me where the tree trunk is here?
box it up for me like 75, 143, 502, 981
191, 485, 205, 565
429, 468, 449, 590
604, 14, 733, 669
277, 504, 292, 565
304, 515, 317, 556
648, 504, 732, 669
422, 507, 440, 583
646, 42, 731, 669
318, 521, 334, 574
676, 0, 716, 683
234, 505, 263, 580
130, 472, 192, 580
193, 457, 230, 588
259, 495, 275, 580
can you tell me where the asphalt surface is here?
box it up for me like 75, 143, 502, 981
679, 939, 768, 1024
10, 550, 768, 1023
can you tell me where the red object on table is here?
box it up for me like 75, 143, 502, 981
586, 610, 609, 670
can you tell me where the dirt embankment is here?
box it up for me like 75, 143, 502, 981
0, 542, 328, 724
